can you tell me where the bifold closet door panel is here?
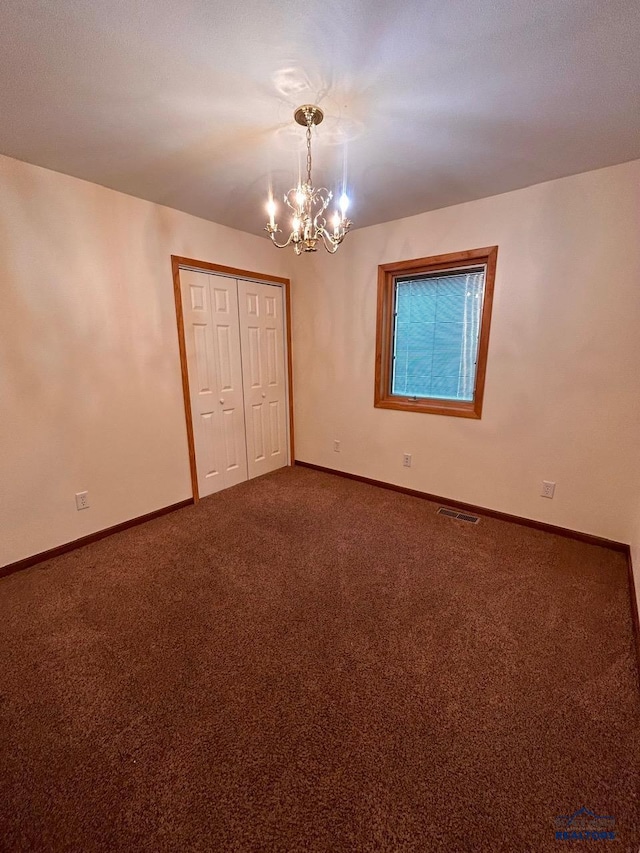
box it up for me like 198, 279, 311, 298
237, 280, 288, 478
209, 276, 248, 490
180, 270, 248, 496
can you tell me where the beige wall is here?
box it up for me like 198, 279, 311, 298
0, 154, 290, 567
291, 160, 640, 543
3, 153, 639, 568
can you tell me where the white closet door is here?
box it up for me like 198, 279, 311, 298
180, 270, 248, 496
237, 280, 288, 479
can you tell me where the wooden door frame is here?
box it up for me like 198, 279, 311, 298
171, 255, 295, 502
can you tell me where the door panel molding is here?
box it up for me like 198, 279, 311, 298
171, 256, 294, 502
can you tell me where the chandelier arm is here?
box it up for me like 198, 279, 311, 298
266, 229, 296, 250
317, 228, 341, 254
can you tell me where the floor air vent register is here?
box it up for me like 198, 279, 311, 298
437, 507, 481, 524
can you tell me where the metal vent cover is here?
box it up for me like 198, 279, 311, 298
437, 507, 480, 524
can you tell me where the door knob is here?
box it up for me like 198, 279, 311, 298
219, 398, 224, 405
261, 392, 266, 398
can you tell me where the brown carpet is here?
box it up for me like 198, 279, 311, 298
0, 466, 638, 852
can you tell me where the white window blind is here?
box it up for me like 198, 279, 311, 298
391, 268, 485, 402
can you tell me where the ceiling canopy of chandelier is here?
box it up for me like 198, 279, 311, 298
265, 105, 352, 255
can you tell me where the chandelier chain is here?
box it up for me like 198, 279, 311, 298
306, 120, 313, 185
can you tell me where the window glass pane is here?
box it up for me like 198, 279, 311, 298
391, 270, 484, 402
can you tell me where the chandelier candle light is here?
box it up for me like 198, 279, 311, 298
265, 105, 352, 254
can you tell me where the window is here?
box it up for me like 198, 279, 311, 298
374, 247, 497, 418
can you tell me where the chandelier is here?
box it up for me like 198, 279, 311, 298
265, 105, 352, 254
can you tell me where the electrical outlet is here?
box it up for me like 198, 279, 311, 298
75, 491, 90, 510
541, 481, 556, 499
403, 453, 412, 468
333, 440, 340, 452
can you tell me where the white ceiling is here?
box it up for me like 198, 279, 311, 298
1, 0, 639, 235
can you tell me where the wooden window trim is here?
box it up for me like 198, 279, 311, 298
374, 246, 498, 419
